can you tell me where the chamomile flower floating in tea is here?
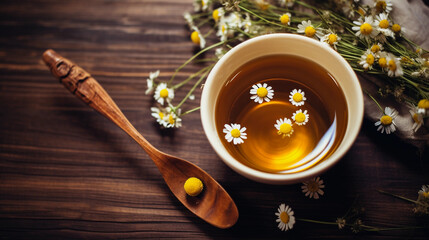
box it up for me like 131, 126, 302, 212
301, 176, 325, 199
289, 89, 306, 106
292, 109, 309, 126
359, 50, 375, 70
274, 118, 294, 138
275, 203, 295, 231
154, 83, 174, 105
223, 123, 247, 145
375, 107, 398, 134
250, 83, 274, 104
145, 70, 159, 95
352, 16, 379, 41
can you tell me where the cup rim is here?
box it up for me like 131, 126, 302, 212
200, 33, 363, 184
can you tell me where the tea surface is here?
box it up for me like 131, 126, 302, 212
215, 55, 348, 173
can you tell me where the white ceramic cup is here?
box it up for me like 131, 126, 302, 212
200, 34, 363, 184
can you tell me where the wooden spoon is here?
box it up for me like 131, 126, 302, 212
42, 49, 238, 229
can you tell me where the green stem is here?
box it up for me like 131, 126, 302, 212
377, 190, 419, 204
181, 106, 201, 116
364, 90, 384, 112
175, 64, 213, 109
239, 5, 287, 29
168, 40, 227, 85
172, 65, 213, 89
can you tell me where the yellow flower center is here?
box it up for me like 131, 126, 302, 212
328, 34, 337, 45
184, 177, 203, 197
412, 113, 421, 124
257, 1, 270, 10
295, 112, 306, 123
371, 44, 381, 53
256, 87, 268, 98
423, 192, 429, 198
279, 123, 292, 134
191, 31, 200, 45
160, 88, 169, 98
168, 115, 175, 124
279, 211, 290, 224
231, 128, 241, 138
380, 115, 392, 126
379, 19, 389, 29
212, 9, 220, 22
293, 92, 303, 102
425, 61, 429, 68
357, 7, 365, 16
388, 59, 397, 72
158, 112, 164, 119
280, 14, 290, 25
418, 99, 429, 109
307, 181, 319, 192
366, 54, 375, 65
221, 24, 226, 34
379, 57, 387, 68
360, 23, 373, 35
392, 24, 401, 33
375, 1, 387, 12
305, 26, 316, 37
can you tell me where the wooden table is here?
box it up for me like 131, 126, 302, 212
1, 0, 428, 239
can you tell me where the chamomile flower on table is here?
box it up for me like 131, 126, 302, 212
275, 203, 295, 231
374, 13, 394, 39
278, 0, 295, 8
336, 218, 346, 230
279, 13, 291, 26
391, 23, 405, 37
151, 107, 168, 127
190, 26, 206, 49
359, 49, 375, 70
408, 103, 423, 132
212, 7, 224, 22
154, 82, 174, 105
250, 82, 274, 104
374, 106, 398, 134
145, 70, 159, 95
297, 20, 323, 39
378, 51, 388, 68
301, 176, 325, 199
289, 89, 306, 106
370, 43, 383, 55
385, 53, 403, 77
417, 99, 429, 116
292, 109, 309, 126
352, 16, 379, 41
165, 107, 182, 128
320, 32, 341, 50
223, 123, 247, 145
374, 0, 393, 14
418, 185, 429, 198
275, 118, 294, 138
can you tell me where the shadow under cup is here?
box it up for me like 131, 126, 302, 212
200, 34, 364, 184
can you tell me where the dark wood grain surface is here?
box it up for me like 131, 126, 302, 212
1, 0, 428, 239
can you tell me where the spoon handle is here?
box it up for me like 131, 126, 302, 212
42, 49, 161, 160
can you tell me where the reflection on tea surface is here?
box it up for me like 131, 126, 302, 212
215, 55, 348, 173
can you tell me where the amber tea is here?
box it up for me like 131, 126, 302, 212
215, 55, 348, 173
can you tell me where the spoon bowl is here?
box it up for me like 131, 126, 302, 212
42, 49, 238, 229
